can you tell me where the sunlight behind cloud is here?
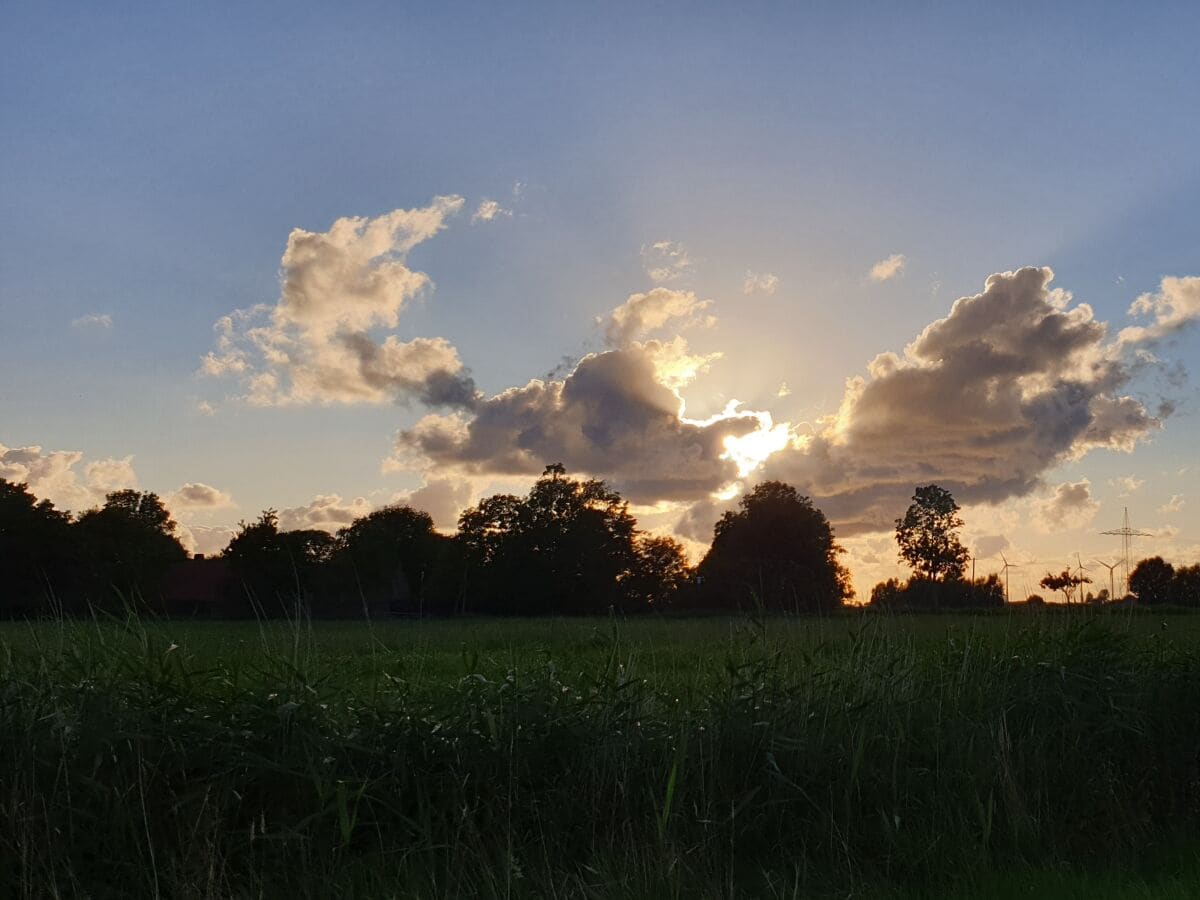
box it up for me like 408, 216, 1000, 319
721, 412, 792, 477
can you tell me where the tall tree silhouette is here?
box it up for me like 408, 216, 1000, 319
697, 481, 850, 611
334, 505, 451, 614
222, 510, 337, 613
895, 485, 969, 583
0, 479, 77, 615
457, 464, 672, 614
75, 490, 186, 605
1174, 564, 1200, 607
1129, 557, 1176, 605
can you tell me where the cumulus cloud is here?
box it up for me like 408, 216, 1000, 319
278, 494, 371, 532
168, 482, 233, 510
391, 342, 769, 504
1036, 479, 1100, 531
1119, 276, 1200, 344
642, 241, 693, 283
399, 477, 474, 530
869, 254, 906, 282
176, 524, 236, 557
71, 313, 112, 330
201, 197, 478, 409
743, 271, 780, 295
1159, 494, 1185, 514
602, 288, 714, 347
1109, 474, 1144, 497
759, 267, 1162, 534
0, 443, 137, 512
471, 198, 511, 223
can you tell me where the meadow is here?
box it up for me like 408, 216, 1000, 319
3, 609, 1200, 898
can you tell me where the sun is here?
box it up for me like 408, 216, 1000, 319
721, 412, 792, 477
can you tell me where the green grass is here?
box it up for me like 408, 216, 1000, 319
3, 609, 1200, 897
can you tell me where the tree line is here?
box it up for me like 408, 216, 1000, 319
0, 466, 850, 617
3, 471, 1194, 617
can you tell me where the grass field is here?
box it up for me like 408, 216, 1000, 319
3, 608, 1200, 898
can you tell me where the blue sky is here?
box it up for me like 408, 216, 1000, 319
3, 2, 1198, 595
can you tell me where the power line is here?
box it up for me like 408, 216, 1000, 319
1099, 507, 1152, 596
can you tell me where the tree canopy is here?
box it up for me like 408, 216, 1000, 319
458, 464, 688, 614
697, 481, 850, 611
1039, 569, 1092, 604
1129, 557, 1177, 605
333, 505, 453, 614
0, 479, 76, 613
74, 490, 187, 604
894, 485, 969, 583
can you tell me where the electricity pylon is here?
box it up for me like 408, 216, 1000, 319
1100, 507, 1152, 596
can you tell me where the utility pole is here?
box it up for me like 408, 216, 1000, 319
1100, 507, 1152, 596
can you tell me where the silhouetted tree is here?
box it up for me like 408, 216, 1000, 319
1039, 569, 1092, 604
696, 481, 850, 611
0, 479, 77, 615
333, 505, 450, 614
1129, 556, 1176, 605
895, 485, 969, 583
222, 511, 337, 613
75, 490, 187, 605
868, 574, 1003, 610
457, 464, 651, 614
868, 578, 905, 607
625, 535, 691, 608
1174, 564, 1200, 607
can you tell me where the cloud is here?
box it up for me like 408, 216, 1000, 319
471, 198, 511, 223
869, 254, 906, 282
168, 482, 233, 510
0, 443, 137, 512
71, 313, 112, 330
759, 267, 1161, 534
1119, 276, 1200, 344
602, 288, 713, 347
176, 524, 236, 557
1036, 479, 1100, 531
201, 197, 478, 409
743, 271, 780, 295
398, 477, 474, 530
642, 241, 693, 283
391, 342, 771, 504
974, 534, 1011, 559
1108, 474, 1144, 497
777, 382, 791, 398
1159, 494, 1185, 514
277, 494, 372, 532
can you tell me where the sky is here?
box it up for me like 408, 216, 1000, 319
2, 1, 1199, 599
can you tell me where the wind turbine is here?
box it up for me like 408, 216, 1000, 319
999, 552, 1021, 604
1073, 553, 1091, 603
1093, 558, 1121, 601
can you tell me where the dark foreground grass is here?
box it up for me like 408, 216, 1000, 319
2, 611, 1200, 898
